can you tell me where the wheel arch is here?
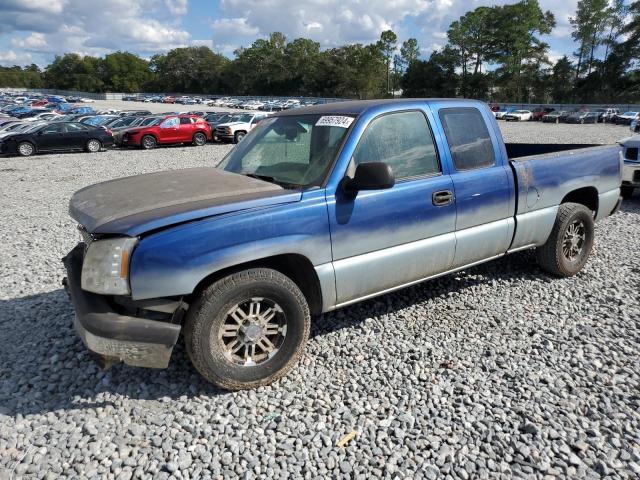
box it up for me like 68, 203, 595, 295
561, 187, 599, 215
188, 253, 324, 316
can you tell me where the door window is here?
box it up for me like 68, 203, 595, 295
41, 124, 63, 134
160, 117, 178, 128
438, 108, 495, 170
352, 110, 440, 180
64, 123, 88, 132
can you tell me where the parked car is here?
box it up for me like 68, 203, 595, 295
118, 110, 152, 117
215, 112, 270, 143
0, 121, 114, 156
566, 111, 599, 124
121, 115, 211, 149
162, 96, 176, 104
62, 99, 622, 389
503, 110, 532, 121
111, 116, 162, 146
542, 110, 570, 123
531, 107, 554, 121
614, 111, 640, 125
620, 135, 640, 199
597, 108, 620, 123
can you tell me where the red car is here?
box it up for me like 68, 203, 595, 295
121, 115, 212, 149
162, 96, 176, 104
531, 107, 555, 121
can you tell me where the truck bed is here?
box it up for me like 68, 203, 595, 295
506, 143, 601, 159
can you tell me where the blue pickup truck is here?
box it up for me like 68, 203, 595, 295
63, 99, 623, 390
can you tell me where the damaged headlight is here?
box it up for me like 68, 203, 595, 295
81, 237, 138, 295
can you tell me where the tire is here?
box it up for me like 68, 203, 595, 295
621, 186, 635, 199
141, 135, 156, 150
17, 141, 34, 157
192, 132, 207, 146
184, 268, 310, 390
85, 139, 101, 153
234, 131, 246, 144
536, 203, 595, 277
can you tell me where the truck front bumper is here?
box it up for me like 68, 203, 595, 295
622, 163, 640, 187
62, 245, 181, 369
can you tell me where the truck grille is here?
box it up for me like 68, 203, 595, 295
625, 147, 638, 162
215, 127, 228, 135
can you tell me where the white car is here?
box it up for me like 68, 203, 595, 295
214, 112, 270, 143
80, 98, 96, 103
504, 110, 532, 122
23, 112, 61, 122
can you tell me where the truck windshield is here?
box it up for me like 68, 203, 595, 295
220, 114, 353, 188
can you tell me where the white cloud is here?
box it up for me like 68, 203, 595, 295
0, 0, 191, 59
214, 0, 429, 49
0, 50, 18, 62
164, 0, 188, 16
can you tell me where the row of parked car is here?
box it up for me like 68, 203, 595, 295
0, 92, 277, 157
122, 94, 324, 111
491, 105, 640, 129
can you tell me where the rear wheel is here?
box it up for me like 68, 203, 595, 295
17, 142, 34, 157
184, 268, 310, 390
141, 135, 156, 150
621, 186, 635, 199
85, 139, 101, 153
536, 203, 594, 277
192, 132, 207, 146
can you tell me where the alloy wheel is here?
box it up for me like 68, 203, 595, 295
562, 220, 586, 261
218, 297, 287, 366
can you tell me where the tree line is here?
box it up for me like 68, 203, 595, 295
1, 0, 639, 103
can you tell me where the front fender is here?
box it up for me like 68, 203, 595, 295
129, 190, 332, 300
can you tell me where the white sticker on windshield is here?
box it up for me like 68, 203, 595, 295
315, 116, 354, 128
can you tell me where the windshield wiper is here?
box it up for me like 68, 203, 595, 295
244, 173, 278, 183
243, 172, 301, 190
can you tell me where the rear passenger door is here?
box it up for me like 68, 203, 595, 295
178, 117, 195, 142
435, 106, 515, 267
63, 122, 89, 149
329, 109, 457, 305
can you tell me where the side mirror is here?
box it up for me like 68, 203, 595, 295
342, 162, 395, 193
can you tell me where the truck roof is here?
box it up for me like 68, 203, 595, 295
275, 98, 484, 117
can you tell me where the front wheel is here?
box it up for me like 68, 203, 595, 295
234, 131, 246, 144
184, 268, 310, 390
536, 203, 595, 277
141, 135, 156, 150
17, 141, 34, 157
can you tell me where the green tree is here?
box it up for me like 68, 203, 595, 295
377, 30, 398, 95
570, 0, 609, 81
150, 46, 228, 93
549, 56, 574, 102
102, 51, 153, 92
401, 47, 458, 98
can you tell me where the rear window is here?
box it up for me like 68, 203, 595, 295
438, 108, 495, 171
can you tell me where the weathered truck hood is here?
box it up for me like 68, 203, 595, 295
69, 167, 301, 236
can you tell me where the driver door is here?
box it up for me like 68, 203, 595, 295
35, 123, 65, 151
327, 110, 457, 306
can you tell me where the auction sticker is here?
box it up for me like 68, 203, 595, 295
315, 116, 354, 128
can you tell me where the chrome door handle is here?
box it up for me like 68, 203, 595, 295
432, 190, 454, 206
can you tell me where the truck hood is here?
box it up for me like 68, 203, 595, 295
69, 167, 301, 236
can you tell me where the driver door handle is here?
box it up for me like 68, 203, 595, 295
432, 190, 454, 206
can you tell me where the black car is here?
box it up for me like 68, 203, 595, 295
118, 110, 152, 117
0, 122, 114, 157
565, 111, 599, 124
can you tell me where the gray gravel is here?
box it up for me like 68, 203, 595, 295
1, 119, 639, 480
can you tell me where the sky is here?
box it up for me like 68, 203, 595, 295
0, 0, 580, 68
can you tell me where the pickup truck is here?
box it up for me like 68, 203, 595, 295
620, 134, 640, 198
214, 112, 270, 143
63, 99, 623, 390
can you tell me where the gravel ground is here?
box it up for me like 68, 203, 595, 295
0, 117, 639, 480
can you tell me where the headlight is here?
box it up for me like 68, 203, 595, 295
81, 237, 138, 295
